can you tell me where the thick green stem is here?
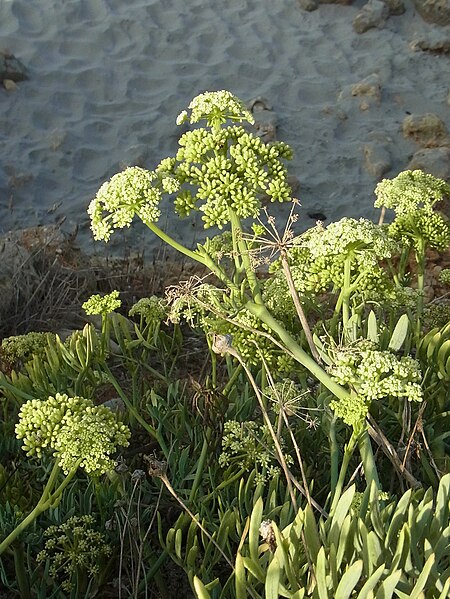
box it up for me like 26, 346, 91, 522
329, 415, 339, 496
141, 217, 239, 293
228, 209, 263, 303
357, 427, 380, 490
330, 430, 358, 514
246, 302, 350, 401
342, 255, 352, 333
415, 239, 426, 341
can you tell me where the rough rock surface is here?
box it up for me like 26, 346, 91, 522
0, 49, 28, 83
383, 0, 406, 14
363, 143, 392, 178
353, 0, 390, 33
413, 0, 450, 26
407, 146, 450, 181
338, 73, 382, 111
298, 0, 352, 12
402, 113, 450, 147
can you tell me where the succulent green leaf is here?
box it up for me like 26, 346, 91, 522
367, 310, 379, 343
329, 485, 356, 542
376, 570, 402, 599
438, 577, 450, 599
316, 547, 329, 599
357, 563, 385, 599
433, 473, 450, 532
409, 553, 435, 599
335, 560, 364, 599
235, 552, 247, 599
388, 314, 409, 351
386, 489, 412, 549
303, 505, 321, 562
175, 527, 183, 560
193, 576, 212, 599
249, 497, 263, 561
265, 555, 281, 599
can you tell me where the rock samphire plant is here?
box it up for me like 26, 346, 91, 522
89, 90, 449, 485
84, 90, 450, 596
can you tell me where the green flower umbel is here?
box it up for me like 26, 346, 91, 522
15, 393, 130, 475
327, 343, 423, 427
375, 170, 450, 252
88, 166, 162, 241
176, 90, 255, 129
82, 290, 122, 315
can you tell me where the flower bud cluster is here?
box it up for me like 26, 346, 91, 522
439, 269, 450, 286
88, 167, 163, 241
129, 295, 168, 325
36, 514, 111, 592
375, 170, 450, 216
82, 290, 121, 315
15, 393, 130, 475
199, 231, 234, 263
0, 331, 56, 368
212, 308, 279, 368
328, 342, 423, 426
375, 170, 450, 251
423, 300, 450, 331
389, 210, 450, 252
270, 218, 397, 298
219, 419, 293, 484
169, 125, 292, 228
176, 90, 255, 128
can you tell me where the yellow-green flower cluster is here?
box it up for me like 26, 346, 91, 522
15, 393, 130, 475
271, 218, 398, 297
375, 170, 450, 252
389, 210, 450, 252
36, 515, 111, 593
82, 290, 121, 315
176, 90, 255, 128
169, 125, 292, 228
129, 295, 168, 325
328, 343, 423, 427
88, 166, 163, 241
219, 419, 293, 484
0, 331, 56, 368
439, 269, 450, 286
375, 170, 450, 215
423, 300, 450, 331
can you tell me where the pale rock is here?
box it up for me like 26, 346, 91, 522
407, 146, 450, 181
0, 49, 28, 83
353, 0, 389, 34
383, 0, 406, 15
3, 79, 17, 91
340, 73, 383, 111
298, 0, 352, 11
363, 143, 392, 178
413, 0, 450, 26
402, 113, 450, 148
